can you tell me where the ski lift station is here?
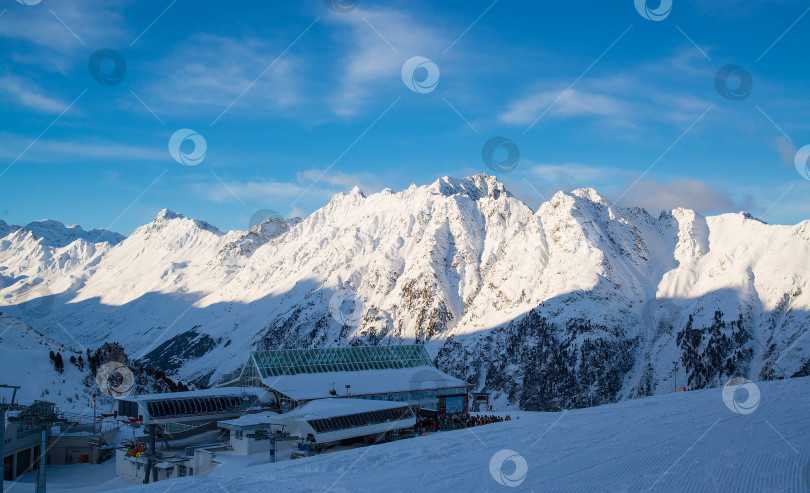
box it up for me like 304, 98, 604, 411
111, 345, 469, 483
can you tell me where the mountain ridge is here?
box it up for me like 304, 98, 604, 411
1, 174, 808, 410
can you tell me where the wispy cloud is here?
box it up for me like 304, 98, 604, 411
500, 88, 624, 124
0, 76, 68, 114
615, 178, 752, 216
143, 33, 302, 115
0, 133, 166, 163
327, 7, 448, 116
191, 168, 384, 211
0, 2, 127, 72
498, 49, 715, 129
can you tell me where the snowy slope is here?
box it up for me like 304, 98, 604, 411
109, 376, 809, 492
0, 174, 809, 409
0, 312, 94, 412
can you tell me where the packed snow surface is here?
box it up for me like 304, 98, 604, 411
101, 377, 807, 493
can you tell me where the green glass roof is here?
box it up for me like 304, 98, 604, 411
248, 345, 433, 378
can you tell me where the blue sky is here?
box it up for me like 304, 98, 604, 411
1, 0, 809, 234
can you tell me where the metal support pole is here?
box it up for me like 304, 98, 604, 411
35, 427, 46, 493
1, 408, 5, 493
143, 424, 156, 484
269, 438, 276, 464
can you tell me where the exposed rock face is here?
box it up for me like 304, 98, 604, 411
1, 175, 809, 409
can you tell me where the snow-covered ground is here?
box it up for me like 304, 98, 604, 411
5, 377, 802, 492
133, 376, 807, 492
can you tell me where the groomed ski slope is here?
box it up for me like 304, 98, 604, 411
122, 377, 810, 492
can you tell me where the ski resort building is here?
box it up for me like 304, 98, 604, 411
219, 398, 416, 454
225, 345, 469, 414
111, 344, 468, 480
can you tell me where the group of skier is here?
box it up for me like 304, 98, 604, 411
415, 413, 512, 433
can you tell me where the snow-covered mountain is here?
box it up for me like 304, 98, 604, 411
1, 174, 809, 410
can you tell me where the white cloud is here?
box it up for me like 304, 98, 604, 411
500, 88, 624, 125
0, 76, 68, 114
498, 49, 715, 128
0, 134, 166, 163
191, 169, 384, 215
773, 136, 797, 165
327, 7, 448, 116
143, 34, 302, 114
0, 2, 127, 72
616, 178, 748, 215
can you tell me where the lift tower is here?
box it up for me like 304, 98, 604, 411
8, 401, 67, 493
0, 385, 22, 493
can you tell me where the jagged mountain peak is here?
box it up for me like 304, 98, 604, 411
569, 187, 611, 207
0, 219, 21, 239
16, 219, 125, 247
155, 209, 185, 221
2, 174, 809, 411
427, 174, 510, 201
142, 209, 223, 237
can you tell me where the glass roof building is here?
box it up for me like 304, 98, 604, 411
231, 345, 469, 414
249, 345, 434, 377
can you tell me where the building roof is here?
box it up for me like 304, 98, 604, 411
128, 386, 270, 403
219, 398, 410, 429
259, 365, 468, 401
246, 344, 433, 378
